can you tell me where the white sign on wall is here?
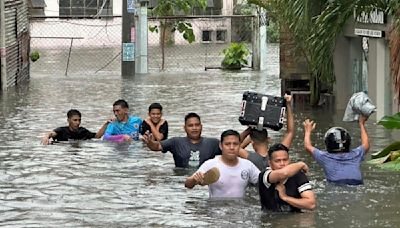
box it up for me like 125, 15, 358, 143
354, 28, 384, 38
127, 0, 136, 14
123, 43, 135, 61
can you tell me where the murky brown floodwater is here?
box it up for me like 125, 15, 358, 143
1, 45, 399, 227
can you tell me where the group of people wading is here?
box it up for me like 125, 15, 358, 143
42, 95, 370, 212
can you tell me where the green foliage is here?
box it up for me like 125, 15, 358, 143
246, 1, 280, 42
369, 112, 400, 171
371, 141, 400, 159
149, 0, 207, 69
176, 22, 195, 43
30, 51, 40, 62
151, 0, 207, 16
249, 0, 331, 105
247, 0, 400, 105
247, 0, 400, 168
221, 42, 250, 69
150, 0, 207, 41
379, 156, 400, 171
388, 1, 400, 32
149, 22, 195, 43
234, 3, 255, 15
368, 150, 400, 171
149, 25, 159, 33
267, 20, 280, 43
378, 112, 400, 129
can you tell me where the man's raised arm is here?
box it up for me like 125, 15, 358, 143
281, 94, 294, 148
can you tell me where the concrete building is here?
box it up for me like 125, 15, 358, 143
280, 9, 396, 120
30, 0, 240, 46
334, 10, 394, 120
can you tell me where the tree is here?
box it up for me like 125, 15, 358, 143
249, 0, 329, 105
149, 0, 207, 70
388, 1, 400, 105
248, 0, 400, 107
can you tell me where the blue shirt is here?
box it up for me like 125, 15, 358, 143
313, 146, 365, 185
104, 116, 142, 140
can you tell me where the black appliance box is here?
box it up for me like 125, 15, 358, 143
239, 91, 286, 131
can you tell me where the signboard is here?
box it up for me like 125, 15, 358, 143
354, 28, 384, 38
127, 0, 136, 14
123, 43, 135, 61
354, 9, 385, 24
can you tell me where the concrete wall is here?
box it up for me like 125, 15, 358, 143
334, 16, 394, 120
333, 36, 363, 110
367, 38, 392, 120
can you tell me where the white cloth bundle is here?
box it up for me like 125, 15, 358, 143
343, 92, 376, 122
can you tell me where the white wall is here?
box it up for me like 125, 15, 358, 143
43, 0, 122, 16
44, 0, 59, 16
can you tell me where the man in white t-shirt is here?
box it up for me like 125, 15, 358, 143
185, 129, 260, 198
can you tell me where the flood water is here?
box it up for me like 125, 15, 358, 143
1, 59, 400, 227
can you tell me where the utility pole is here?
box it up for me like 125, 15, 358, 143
135, 0, 148, 74
121, 0, 136, 76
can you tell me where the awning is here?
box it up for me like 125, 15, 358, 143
30, 0, 46, 8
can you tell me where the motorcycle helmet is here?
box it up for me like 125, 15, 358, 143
324, 127, 351, 153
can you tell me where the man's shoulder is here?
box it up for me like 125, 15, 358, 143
292, 170, 308, 179
78, 126, 90, 131
162, 137, 186, 144
171, 136, 187, 141
312, 147, 328, 159
238, 157, 254, 166
54, 126, 69, 132
128, 116, 142, 122
202, 137, 219, 143
78, 126, 95, 134
290, 171, 310, 185
351, 146, 364, 153
312, 147, 324, 154
260, 167, 272, 176
203, 155, 220, 165
248, 150, 263, 159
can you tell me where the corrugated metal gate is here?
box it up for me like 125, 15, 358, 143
0, 0, 30, 90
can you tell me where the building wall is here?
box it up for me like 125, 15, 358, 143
43, 0, 231, 17
279, 10, 396, 118
334, 14, 393, 120
39, 0, 236, 46
1, 0, 30, 90
333, 36, 363, 110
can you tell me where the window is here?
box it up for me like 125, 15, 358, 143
59, 0, 113, 17
202, 30, 212, 42
193, 0, 223, 15
216, 30, 226, 42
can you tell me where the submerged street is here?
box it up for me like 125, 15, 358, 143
0, 64, 399, 226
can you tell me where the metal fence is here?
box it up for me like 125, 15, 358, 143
30, 15, 254, 75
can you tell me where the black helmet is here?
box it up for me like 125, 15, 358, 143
324, 127, 351, 153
